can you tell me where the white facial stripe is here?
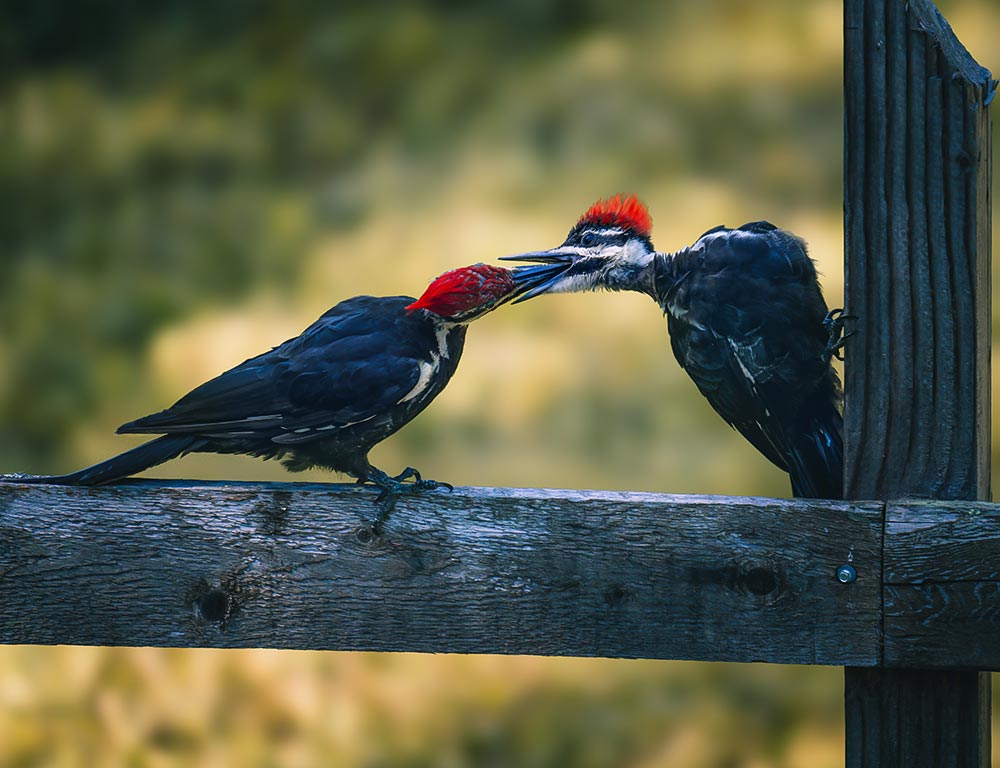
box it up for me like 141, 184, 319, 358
622, 238, 654, 267
548, 271, 605, 294
546, 245, 586, 258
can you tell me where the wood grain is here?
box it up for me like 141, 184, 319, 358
844, 0, 993, 500
845, 670, 990, 768
884, 584, 1000, 670
885, 501, 1000, 583
882, 501, 1000, 670
0, 480, 882, 664
843, 0, 993, 764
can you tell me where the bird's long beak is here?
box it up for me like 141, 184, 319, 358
502, 247, 580, 304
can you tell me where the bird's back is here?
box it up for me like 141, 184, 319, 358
653, 223, 843, 498
119, 294, 467, 476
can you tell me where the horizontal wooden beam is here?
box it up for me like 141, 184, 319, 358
0, 480, 882, 665
4, 481, 999, 669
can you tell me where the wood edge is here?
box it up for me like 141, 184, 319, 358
0, 477, 886, 513
908, 0, 993, 88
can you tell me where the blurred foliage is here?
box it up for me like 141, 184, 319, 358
0, 0, 998, 765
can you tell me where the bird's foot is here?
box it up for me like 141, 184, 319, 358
386, 466, 454, 494
364, 467, 453, 535
822, 308, 857, 362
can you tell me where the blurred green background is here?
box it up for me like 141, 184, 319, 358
1, 0, 997, 765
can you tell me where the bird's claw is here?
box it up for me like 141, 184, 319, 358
822, 308, 856, 362
392, 466, 421, 483
387, 466, 452, 494
823, 308, 857, 329
365, 467, 453, 535
413, 478, 454, 494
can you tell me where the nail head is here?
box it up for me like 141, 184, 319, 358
837, 564, 857, 584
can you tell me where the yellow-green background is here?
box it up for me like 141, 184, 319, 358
1, 1, 997, 765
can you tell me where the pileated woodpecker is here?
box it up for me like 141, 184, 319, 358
504, 194, 847, 499
11, 264, 535, 525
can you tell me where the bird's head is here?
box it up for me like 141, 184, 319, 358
501, 194, 656, 302
407, 263, 522, 323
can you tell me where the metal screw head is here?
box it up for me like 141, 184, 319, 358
837, 564, 857, 584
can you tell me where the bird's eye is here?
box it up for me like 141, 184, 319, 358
581, 232, 597, 247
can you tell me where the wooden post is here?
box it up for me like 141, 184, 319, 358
843, 0, 993, 766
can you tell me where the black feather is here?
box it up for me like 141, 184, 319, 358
13, 295, 469, 485
656, 224, 843, 499
11, 435, 203, 485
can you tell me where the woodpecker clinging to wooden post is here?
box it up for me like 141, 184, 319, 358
504, 194, 848, 499
10, 264, 549, 529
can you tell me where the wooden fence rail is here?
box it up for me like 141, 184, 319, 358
2, 480, 998, 671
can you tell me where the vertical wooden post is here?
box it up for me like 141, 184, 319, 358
844, 0, 993, 766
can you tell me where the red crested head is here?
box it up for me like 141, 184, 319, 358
407, 263, 518, 321
575, 194, 652, 239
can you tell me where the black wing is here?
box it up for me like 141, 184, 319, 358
119, 296, 431, 442
668, 320, 792, 472
661, 224, 842, 495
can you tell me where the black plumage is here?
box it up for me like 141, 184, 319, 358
10, 261, 531, 532
15, 296, 466, 488
653, 222, 843, 499
505, 195, 845, 499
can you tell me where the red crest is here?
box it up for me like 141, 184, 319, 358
576, 194, 652, 238
407, 264, 517, 317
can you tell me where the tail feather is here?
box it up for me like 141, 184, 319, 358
788, 407, 844, 500
6, 435, 203, 486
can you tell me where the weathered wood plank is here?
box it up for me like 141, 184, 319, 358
882, 501, 1000, 670
885, 501, 1000, 583
884, 584, 1000, 670
843, 0, 993, 763
0, 480, 882, 664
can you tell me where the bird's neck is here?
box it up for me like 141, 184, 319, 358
648, 250, 687, 310
604, 252, 661, 301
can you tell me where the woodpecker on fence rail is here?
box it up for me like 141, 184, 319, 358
9, 264, 551, 529
504, 194, 848, 499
